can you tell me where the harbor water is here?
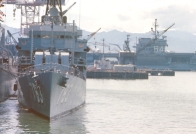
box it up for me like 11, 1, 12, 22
0, 72, 196, 134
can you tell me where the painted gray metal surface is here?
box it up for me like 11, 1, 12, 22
0, 66, 16, 102
18, 71, 85, 118
16, 0, 88, 119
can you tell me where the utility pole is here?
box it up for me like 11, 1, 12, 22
103, 38, 104, 59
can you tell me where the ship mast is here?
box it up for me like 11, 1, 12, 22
124, 34, 131, 52
45, 0, 63, 18
154, 19, 158, 39
44, 0, 76, 26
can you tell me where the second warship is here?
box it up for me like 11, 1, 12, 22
0, 25, 17, 102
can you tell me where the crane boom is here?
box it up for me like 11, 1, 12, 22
7, 30, 18, 45
109, 43, 122, 50
157, 23, 175, 38
96, 42, 110, 47
136, 23, 175, 55
111, 48, 119, 52
62, 2, 76, 15
87, 28, 101, 41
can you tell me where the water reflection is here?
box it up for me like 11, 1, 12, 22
0, 99, 20, 134
2, 72, 196, 134
17, 106, 50, 133
49, 108, 87, 134
0, 99, 87, 134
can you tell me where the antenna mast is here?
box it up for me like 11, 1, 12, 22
154, 19, 158, 39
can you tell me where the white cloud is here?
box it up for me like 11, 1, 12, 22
2, 0, 196, 34
149, 5, 196, 33
74, 0, 196, 33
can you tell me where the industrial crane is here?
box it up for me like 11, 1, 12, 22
88, 41, 110, 50
110, 47, 120, 53
109, 43, 122, 50
95, 41, 110, 51
4, 0, 67, 35
87, 42, 98, 52
109, 35, 130, 52
7, 30, 19, 45
62, 2, 76, 16
86, 28, 101, 41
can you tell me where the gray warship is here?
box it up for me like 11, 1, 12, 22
87, 19, 196, 71
116, 19, 196, 71
16, 0, 89, 119
135, 19, 196, 71
134, 19, 174, 68
0, 25, 17, 102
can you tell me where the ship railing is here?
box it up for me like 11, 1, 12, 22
20, 63, 85, 80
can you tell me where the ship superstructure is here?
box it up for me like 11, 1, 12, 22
135, 19, 169, 66
136, 19, 168, 55
16, 0, 89, 119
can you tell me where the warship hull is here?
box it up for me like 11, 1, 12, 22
16, 0, 88, 120
0, 66, 16, 102
136, 54, 196, 71
18, 71, 86, 119
136, 64, 196, 71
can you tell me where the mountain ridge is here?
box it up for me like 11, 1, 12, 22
4, 25, 196, 53
85, 29, 196, 53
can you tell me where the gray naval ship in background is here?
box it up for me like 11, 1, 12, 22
87, 19, 196, 71
16, 0, 89, 119
117, 19, 196, 71
0, 24, 17, 102
134, 19, 196, 71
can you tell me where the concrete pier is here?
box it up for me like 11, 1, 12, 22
87, 71, 148, 79
145, 70, 175, 76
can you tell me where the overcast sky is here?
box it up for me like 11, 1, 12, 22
2, 0, 196, 34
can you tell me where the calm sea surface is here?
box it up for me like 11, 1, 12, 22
0, 72, 196, 134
